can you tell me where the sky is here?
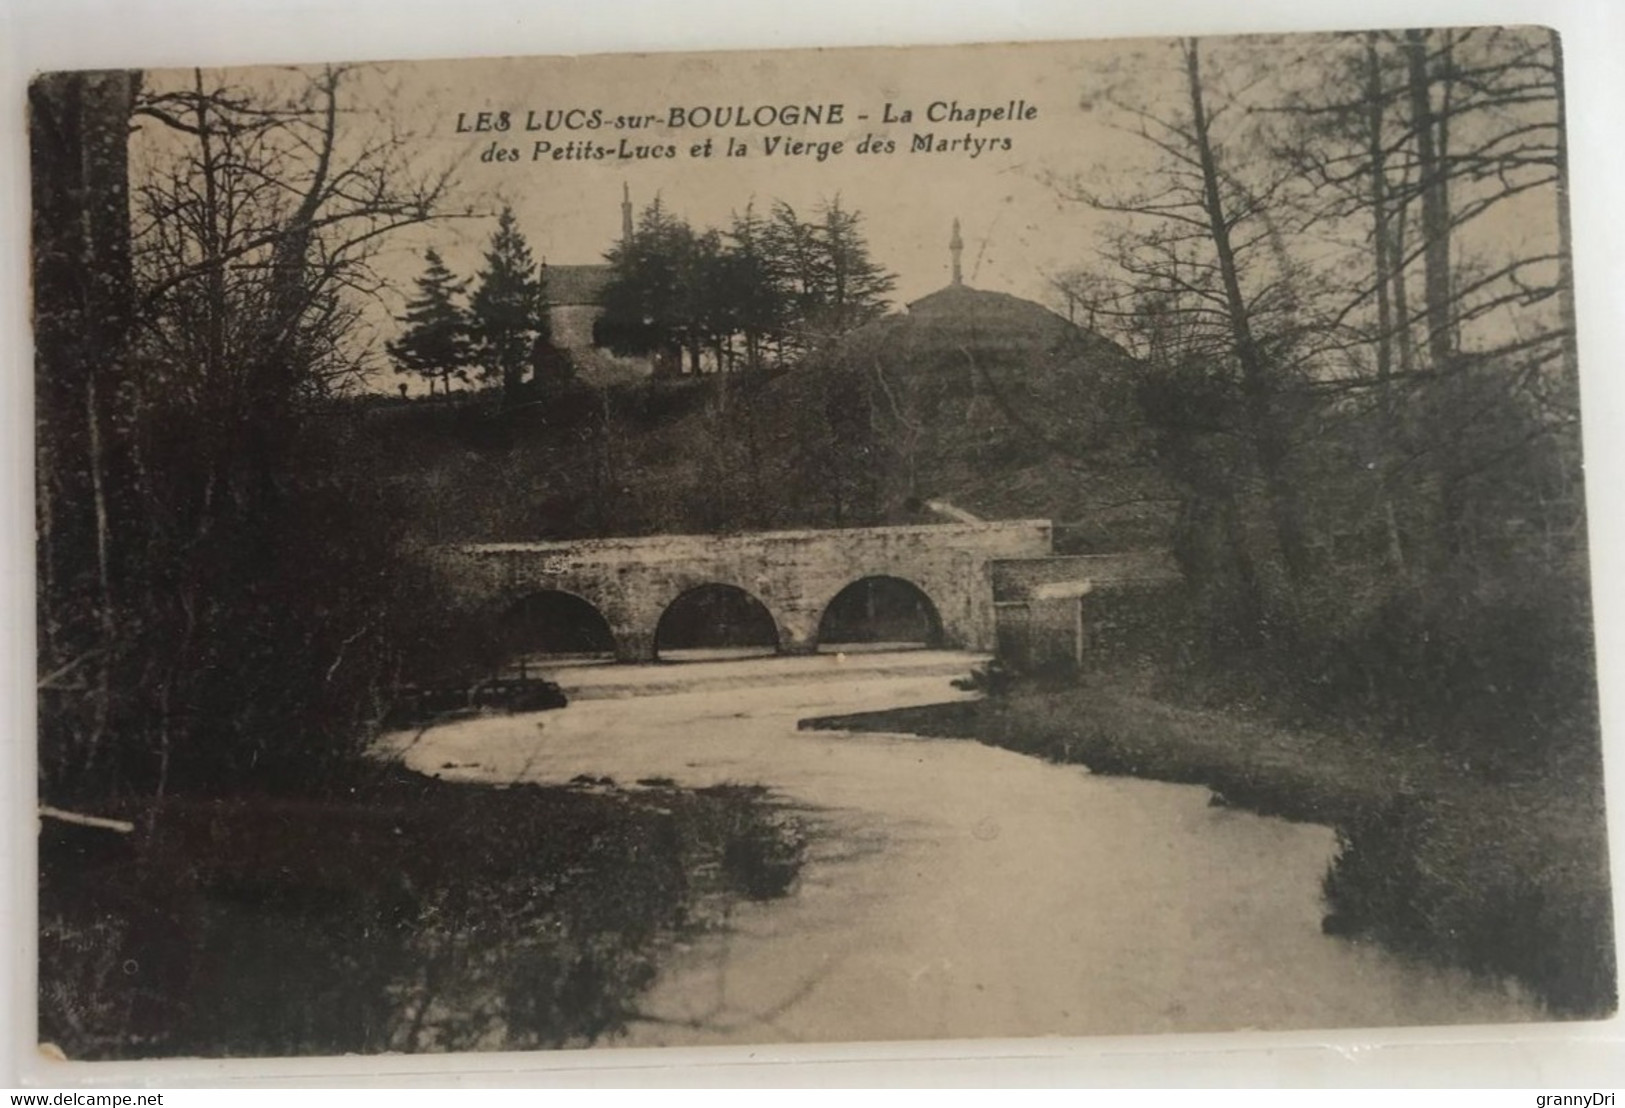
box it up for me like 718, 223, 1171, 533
355, 38, 1150, 308
133, 30, 1563, 385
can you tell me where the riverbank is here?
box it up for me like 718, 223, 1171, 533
802, 677, 1616, 1018
38, 769, 804, 1059
391, 659, 1543, 1041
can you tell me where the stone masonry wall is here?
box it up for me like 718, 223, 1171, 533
428, 521, 1053, 661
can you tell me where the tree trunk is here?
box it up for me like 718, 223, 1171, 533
1405, 29, 1456, 370
30, 69, 141, 793
1365, 35, 1394, 392
1551, 29, 1579, 386
1389, 181, 1416, 376
1365, 34, 1407, 574
1406, 30, 1474, 560
1184, 39, 1309, 589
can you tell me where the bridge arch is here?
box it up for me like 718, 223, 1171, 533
815, 574, 944, 651
496, 589, 618, 666
430, 521, 1059, 661
654, 582, 782, 662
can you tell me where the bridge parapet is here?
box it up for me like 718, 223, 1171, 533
989, 550, 1181, 601
428, 520, 1055, 661
990, 550, 1183, 671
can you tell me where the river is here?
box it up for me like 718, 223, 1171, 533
383, 650, 1540, 1046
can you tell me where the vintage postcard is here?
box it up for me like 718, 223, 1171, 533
29, 28, 1615, 1062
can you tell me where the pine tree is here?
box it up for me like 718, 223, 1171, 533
469, 205, 550, 407
722, 204, 787, 371
387, 248, 472, 395
764, 198, 895, 350
595, 199, 697, 374
814, 197, 895, 335
764, 201, 824, 353
597, 196, 894, 373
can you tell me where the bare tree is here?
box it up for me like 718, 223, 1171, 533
1275, 29, 1573, 574
35, 63, 457, 803
32, 70, 143, 793
1054, 37, 1319, 637
1057, 29, 1588, 765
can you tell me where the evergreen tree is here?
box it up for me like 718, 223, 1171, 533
684, 229, 731, 374
387, 248, 472, 395
597, 196, 895, 373
764, 201, 824, 353
764, 198, 895, 351
722, 204, 787, 371
469, 206, 550, 406
813, 197, 896, 335
595, 199, 697, 374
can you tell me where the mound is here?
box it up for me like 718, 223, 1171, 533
361, 283, 1177, 553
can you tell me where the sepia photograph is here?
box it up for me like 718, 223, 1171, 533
26, 24, 1617, 1065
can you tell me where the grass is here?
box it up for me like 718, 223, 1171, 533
803, 675, 1616, 1018
38, 769, 805, 1059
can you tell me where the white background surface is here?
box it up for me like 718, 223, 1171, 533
1, 0, 1622, 1087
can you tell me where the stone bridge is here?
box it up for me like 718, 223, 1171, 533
427, 520, 1055, 662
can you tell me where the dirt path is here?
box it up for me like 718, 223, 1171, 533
383, 652, 1541, 1045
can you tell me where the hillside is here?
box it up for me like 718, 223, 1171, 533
356, 283, 1177, 554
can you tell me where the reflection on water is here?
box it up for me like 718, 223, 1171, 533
46, 653, 1538, 1059
374, 784, 807, 1054
39, 778, 806, 1059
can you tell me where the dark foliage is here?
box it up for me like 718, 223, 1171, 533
38, 773, 806, 1058
1323, 796, 1616, 1017
807, 685, 1615, 1017
594, 196, 896, 375
469, 205, 552, 408
362, 281, 1170, 550
33, 68, 453, 803
1050, 31, 1600, 782
388, 248, 474, 395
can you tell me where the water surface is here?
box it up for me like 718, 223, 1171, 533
385, 650, 1541, 1044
